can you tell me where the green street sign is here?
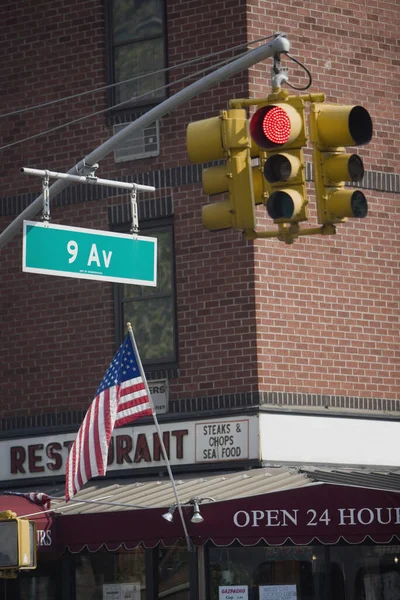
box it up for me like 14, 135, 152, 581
23, 221, 157, 286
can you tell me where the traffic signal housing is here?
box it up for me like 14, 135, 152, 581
310, 103, 373, 224
0, 512, 37, 570
186, 108, 255, 233
249, 97, 308, 224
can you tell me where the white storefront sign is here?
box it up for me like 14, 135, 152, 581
195, 419, 250, 462
103, 583, 140, 600
1, 415, 259, 482
259, 585, 297, 600
219, 586, 248, 600
148, 379, 168, 413
260, 412, 400, 467
4, 410, 397, 484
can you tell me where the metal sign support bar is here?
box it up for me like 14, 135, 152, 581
20, 167, 155, 193
0, 34, 290, 249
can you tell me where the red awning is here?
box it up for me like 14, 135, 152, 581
0, 495, 54, 553
57, 483, 400, 552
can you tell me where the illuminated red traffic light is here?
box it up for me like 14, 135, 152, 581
250, 105, 292, 148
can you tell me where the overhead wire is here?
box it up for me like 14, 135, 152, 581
0, 34, 275, 120
0, 35, 313, 153
0, 47, 252, 152
285, 53, 313, 90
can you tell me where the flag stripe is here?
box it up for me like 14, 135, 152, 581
115, 404, 153, 427
115, 410, 152, 428
65, 334, 153, 502
116, 397, 152, 416
93, 392, 106, 476
84, 400, 96, 482
119, 388, 147, 402
75, 413, 86, 493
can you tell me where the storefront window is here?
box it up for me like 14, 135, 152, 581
330, 544, 400, 600
75, 548, 145, 599
209, 546, 324, 600
209, 545, 400, 600
19, 557, 62, 600
158, 543, 190, 599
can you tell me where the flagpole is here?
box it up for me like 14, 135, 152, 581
127, 323, 193, 552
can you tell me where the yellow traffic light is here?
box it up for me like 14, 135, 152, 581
249, 97, 307, 224
186, 108, 255, 232
309, 103, 373, 224
0, 515, 36, 570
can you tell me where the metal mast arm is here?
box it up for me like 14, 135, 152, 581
0, 35, 290, 249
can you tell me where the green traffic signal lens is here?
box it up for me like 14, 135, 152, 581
351, 191, 368, 218
264, 155, 292, 183
266, 191, 295, 219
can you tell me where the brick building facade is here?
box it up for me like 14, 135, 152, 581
0, 0, 399, 597
1, 0, 398, 428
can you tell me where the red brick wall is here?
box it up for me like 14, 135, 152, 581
246, 0, 399, 399
0, 0, 398, 421
0, 0, 108, 196
0, 205, 115, 419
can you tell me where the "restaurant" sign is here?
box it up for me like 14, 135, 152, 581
1, 416, 259, 482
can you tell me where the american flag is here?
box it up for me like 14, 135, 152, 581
65, 334, 153, 502
4, 491, 52, 510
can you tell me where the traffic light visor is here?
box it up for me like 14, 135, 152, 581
186, 116, 225, 164
250, 104, 302, 149
266, 189, 304, 221
314, 104, 373, 148
264, 153, 301, 183
202, 200, 232, 231
324, 153, 365, 183
326, 189, 368, 219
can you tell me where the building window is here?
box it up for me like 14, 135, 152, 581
115, 222, 177, 370
158, 544, 191, 599
106, 0, 167, 109
208, 546, 317, 600
74, 548, 146, 599
208, 544, 400, 600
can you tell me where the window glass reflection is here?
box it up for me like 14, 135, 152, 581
75, 548, 145, 600
209, 546, 321, 600
209, 545, 400, 600
330, 545, 400, 600
19, 557, 61, 600
158, 544, 190, 600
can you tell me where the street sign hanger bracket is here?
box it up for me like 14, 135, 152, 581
41, 171, 50, 223
20, 166, 156, 235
